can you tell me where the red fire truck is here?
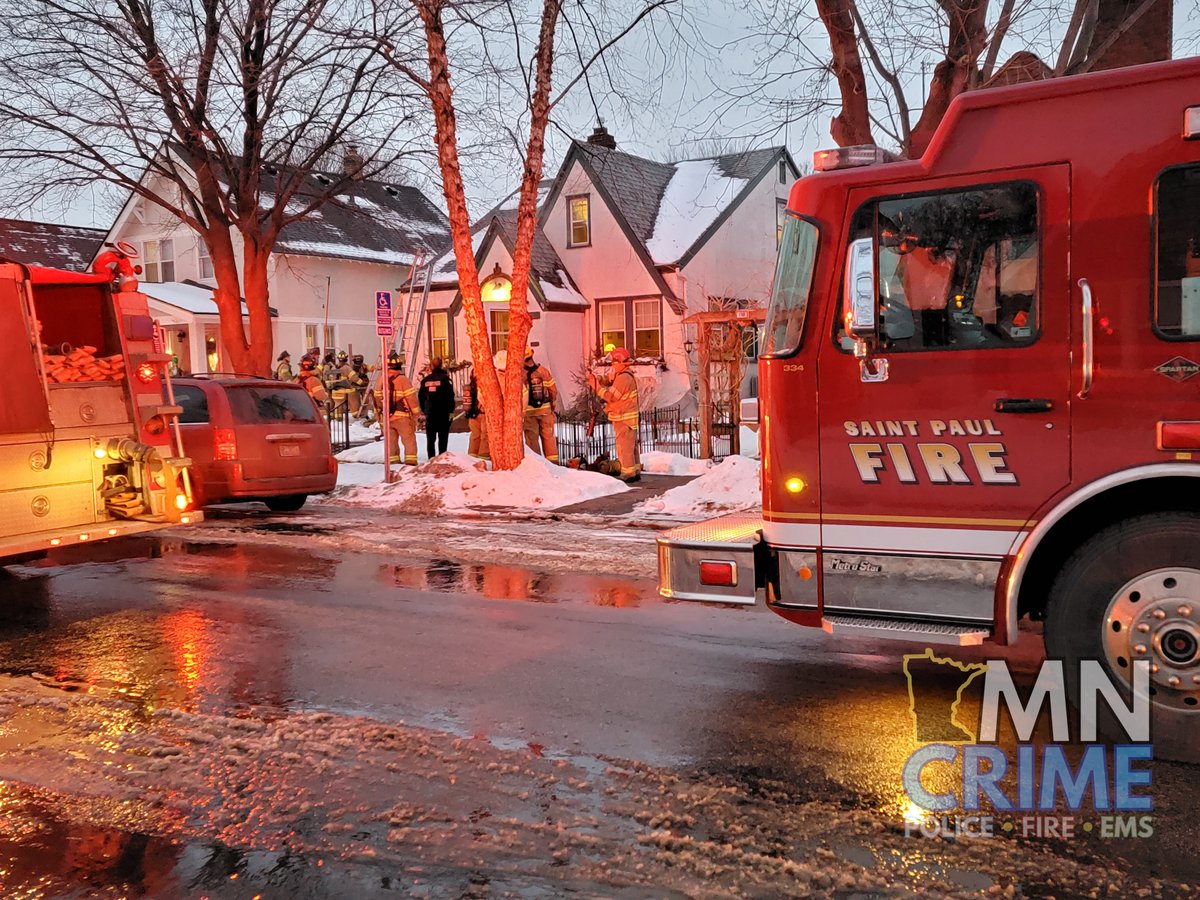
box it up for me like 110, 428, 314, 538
0, 252, 200, 563
659, 57, 1200, 760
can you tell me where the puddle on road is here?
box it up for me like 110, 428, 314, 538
377, 557, 657, 606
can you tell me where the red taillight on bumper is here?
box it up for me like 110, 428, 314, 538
214, 429, 238, 461
699, 560, 737, 587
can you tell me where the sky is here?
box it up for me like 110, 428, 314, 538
10, 0, 1200, 232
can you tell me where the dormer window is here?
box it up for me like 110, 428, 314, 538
313, 173, 332, 187
384, 185, 399, 197
568, 195, 590, 247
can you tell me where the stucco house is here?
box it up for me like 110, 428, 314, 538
101, 151, 449, 375
418, 129, 799, 411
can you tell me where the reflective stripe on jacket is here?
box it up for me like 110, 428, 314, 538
603, 370, 638, 424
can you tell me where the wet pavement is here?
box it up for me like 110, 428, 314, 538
0, 531, 1196, 897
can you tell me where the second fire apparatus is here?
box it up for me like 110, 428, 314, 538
0, 250, 199, 564
659, 57, 1200, 761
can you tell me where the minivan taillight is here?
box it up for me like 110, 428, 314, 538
214, 429, 238, 461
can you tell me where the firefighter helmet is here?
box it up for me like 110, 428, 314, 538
610, 347, 632, 363
337, 350, 348, 361
352, 354, 364, 365
387, 352, 403, 371
300, 358, 316, 371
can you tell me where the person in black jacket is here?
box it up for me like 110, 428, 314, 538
418, 357, 456, 459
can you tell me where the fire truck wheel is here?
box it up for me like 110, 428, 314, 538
1045, 511, 1200, 764
264, 494, 307, 513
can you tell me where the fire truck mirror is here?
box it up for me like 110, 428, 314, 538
843, 237, 877, 339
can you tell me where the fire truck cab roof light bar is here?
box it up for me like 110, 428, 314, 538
813, 144, 901, 172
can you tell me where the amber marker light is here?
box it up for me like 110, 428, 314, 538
785, 477, 806, 494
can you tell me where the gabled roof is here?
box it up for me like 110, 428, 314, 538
559, 143, 795, 269
0, 218, 106, 271
267, 171, 450, 267
430, 181, 554, 284
105, 146, 450, 269
141, 279, 276, 317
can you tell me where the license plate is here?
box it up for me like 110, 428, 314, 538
278, 444, 301, 458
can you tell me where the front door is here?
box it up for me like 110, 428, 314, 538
816, 166, 1071, 625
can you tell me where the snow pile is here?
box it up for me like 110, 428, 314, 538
639, 451, 712, 476
645, 159, 749, 264
336, 431, 471, 464
330, 451, 628, 513
635, 455, 759, 518
347, 419, 379, 444
335, 462, 386, 487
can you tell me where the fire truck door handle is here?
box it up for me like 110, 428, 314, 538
995, 398, 1053, 413
1078, 277, 1094, 399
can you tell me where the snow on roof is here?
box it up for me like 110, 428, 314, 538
644, 159, 750, 265
574, 144, 784, 266
538, 273, 587, 308
0, 218, 106, 271
140, 280, 261, 317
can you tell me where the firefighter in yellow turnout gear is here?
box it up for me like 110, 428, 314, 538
589, 347, 640, 481
375, 353, 420, 466
522, 348, 558, 463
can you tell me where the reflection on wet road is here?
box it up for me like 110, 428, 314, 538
0, 537, 1195, 897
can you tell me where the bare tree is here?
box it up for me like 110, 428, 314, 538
0, 0, 422, 375
734, 0, 1171, 159
375, 0, 675, 469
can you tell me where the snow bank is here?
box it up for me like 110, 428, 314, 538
336, 430, 471, 464
635, 455, 759, 518
330, 451, 628, 513
639, 451, 712, 477
336, 462, 386, 487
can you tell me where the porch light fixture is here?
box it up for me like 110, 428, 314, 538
684, 338, 695, 354
481, 263, 512, 304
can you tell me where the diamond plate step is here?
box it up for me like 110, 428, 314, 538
821, 614, 991, 646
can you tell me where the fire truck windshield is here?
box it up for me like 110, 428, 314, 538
764, 215, 818, 356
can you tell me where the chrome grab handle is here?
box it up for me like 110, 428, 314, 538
1078, 277, 1094, 400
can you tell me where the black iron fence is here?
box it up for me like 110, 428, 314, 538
555, 405, 734, 464
325, 398, 352, 454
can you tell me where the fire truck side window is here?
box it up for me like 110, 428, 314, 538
844, 182, 1040, 352
1154, 165, 1200, 339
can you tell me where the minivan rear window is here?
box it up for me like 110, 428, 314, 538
174, 385, 210, 424
227, 385, 320, 424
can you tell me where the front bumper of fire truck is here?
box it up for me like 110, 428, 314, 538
657, 514, 762, 604
0, 511, 204, 563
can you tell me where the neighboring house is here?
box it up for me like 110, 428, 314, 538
101, 149, 449, 375
418, 128, 799, 411
0, 218, 105, 270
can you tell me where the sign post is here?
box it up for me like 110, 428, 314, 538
376, 291, 395, 484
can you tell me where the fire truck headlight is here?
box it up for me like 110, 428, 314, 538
94, 445, 107, 459
175, 493, 189, 512
785, 477, 806, 494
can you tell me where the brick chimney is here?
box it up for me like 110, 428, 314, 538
343, 144, 365, 180
585, 125, 616, 150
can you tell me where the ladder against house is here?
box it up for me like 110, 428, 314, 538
397, 254, 434, 379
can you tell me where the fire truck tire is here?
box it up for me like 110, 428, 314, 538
264, 494, 307, 512
1045, 511, 1200, 764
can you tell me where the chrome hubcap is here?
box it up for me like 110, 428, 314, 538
1103, 568, 1200, 713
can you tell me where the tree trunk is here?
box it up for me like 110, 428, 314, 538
416, 0, 516, 468
907, 0, 988, 157
501, 0, 561, 468
814, 0, 874, 148
242, 240, 275, 376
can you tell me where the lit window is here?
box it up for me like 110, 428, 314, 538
599, 300, 625, 351
323, 324, 336, 350
197, 240, 214, 280
141, 239, 176, 282
429, 311, 450, 359
489, 309, 509, 354
634, 298, 661, 357
568, 196, 590, 247
304, 324, 319, 351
